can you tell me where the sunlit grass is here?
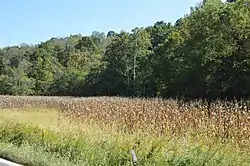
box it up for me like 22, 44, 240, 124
0, 108, 107, 136
0, 108, 59, 127
0, 107, 249, 166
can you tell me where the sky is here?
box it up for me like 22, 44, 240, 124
0, 0, 200, 47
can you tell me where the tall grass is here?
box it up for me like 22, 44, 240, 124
0, 95, 249, 165
61, 97, 250, 148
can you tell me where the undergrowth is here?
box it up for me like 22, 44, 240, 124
0, 122, 249, 166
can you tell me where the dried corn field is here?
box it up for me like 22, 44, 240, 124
0, 95, 249, 149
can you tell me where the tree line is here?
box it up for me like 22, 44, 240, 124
0, 0, 250, 100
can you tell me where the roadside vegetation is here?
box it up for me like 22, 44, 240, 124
0, 96, 249, 166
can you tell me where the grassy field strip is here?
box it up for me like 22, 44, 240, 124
0, 108, 61, 130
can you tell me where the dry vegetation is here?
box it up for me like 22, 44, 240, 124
1, 95, 249, 149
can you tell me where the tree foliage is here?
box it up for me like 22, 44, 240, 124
0, 0, 249, 100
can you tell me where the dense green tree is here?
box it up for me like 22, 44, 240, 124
0, 68, 34, 95
0, 50, 4, 75
28, 48, 54, 95
1, 0, 249, 100
107, 31, 116, 37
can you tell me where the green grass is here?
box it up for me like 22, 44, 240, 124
0, 108, 249, 166
0, 142, 75, 166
